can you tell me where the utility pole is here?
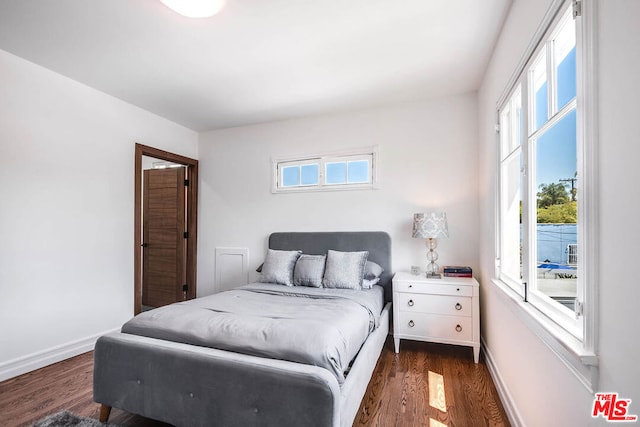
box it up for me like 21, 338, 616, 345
560, 177, 577, 201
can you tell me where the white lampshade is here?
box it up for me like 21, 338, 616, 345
412, 212, 449, 239
160, 0, 226, 18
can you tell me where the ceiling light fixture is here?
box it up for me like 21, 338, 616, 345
160, 0, 226, 18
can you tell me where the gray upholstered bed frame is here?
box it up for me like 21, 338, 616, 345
94, 231, 392, 427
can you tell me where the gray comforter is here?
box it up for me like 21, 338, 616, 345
121, 283, 384, 384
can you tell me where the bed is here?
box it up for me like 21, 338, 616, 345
93, 231, 392, 427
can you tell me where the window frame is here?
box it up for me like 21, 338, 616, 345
498, 86, 523, 293
272, 146, 379, 193
494, 0, 599, 391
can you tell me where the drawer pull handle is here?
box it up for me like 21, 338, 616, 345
408, 299, 414, 307
455, 324, 462, 332
408, 320, 415, 327
456, 288, 460, 292
455, 303, 462, 310
409, 284, 413, 288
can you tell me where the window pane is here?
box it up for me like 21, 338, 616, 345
557, 47, 576, 110
534, 109, 577, 309
536, 81, 548, 130
347, 160, 369, 183
326, 162, 347, 185
530, 50, 548, 132
555, 11, 576, 110
514, 96, 522, 152
500, 89, 523, 287
501, 89, 522, 159
501, 152, 523, 283
500, 106, 511, 158
535, 111, 577, 203
300, 164, 319, 186
282, 166, 299, 187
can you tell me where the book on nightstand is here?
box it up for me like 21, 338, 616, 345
443, 266, 472, 277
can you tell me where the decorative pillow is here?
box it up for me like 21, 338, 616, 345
322, 250, 369, 290
364, 261, 384, 280
362, 277, 380, 289
260, 249, 301, 286
293, 254, 326, 288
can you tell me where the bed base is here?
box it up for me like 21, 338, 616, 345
94, 303, 390, 427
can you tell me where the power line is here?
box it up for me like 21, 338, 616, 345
559, 177, 577, 201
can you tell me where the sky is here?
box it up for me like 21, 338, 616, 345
535, 47, 577, 190
283, 159, 369, 187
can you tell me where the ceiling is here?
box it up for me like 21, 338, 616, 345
0, 0, 511, 132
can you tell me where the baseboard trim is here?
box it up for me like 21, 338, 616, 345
0, 328, 120, 382
481, 336, 525, 427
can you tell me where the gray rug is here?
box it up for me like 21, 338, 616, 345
33, 410, 119, 427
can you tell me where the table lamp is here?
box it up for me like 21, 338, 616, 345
412, 212, 449, 278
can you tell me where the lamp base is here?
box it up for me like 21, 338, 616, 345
426, 272, 442, 279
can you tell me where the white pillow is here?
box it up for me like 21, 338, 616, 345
364, 261, 384, 280
362, 277, 380, 289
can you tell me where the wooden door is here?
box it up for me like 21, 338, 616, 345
142, 167, 187, 308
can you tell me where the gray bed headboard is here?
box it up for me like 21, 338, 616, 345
269, 231, 393, 302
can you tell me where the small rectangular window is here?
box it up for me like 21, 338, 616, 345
272, 147, 377, 193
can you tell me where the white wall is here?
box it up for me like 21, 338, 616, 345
0, 49, 198, 380
478, 0, 640, 425
197, 94, 480, 296
596, 0, 640, 414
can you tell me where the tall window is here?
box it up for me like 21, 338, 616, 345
498, 2, 587, 340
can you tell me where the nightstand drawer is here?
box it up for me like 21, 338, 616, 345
397, 293, 471, 317
397, 312, 472, 342
394, 281, 473, 297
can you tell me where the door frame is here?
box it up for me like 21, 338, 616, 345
134, 143, 198, 315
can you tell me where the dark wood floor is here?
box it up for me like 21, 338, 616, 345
354, 339, 509, 427
0, 337, 509, 427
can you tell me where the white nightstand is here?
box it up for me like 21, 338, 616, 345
392, 272, 480, 363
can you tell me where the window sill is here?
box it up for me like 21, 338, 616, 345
490, 278, 598, 392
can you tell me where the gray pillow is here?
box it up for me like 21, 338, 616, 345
322, 250, 369, 290
293, 254, 326, 287
260, 249, 302, 286
364, 261, 384, 280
